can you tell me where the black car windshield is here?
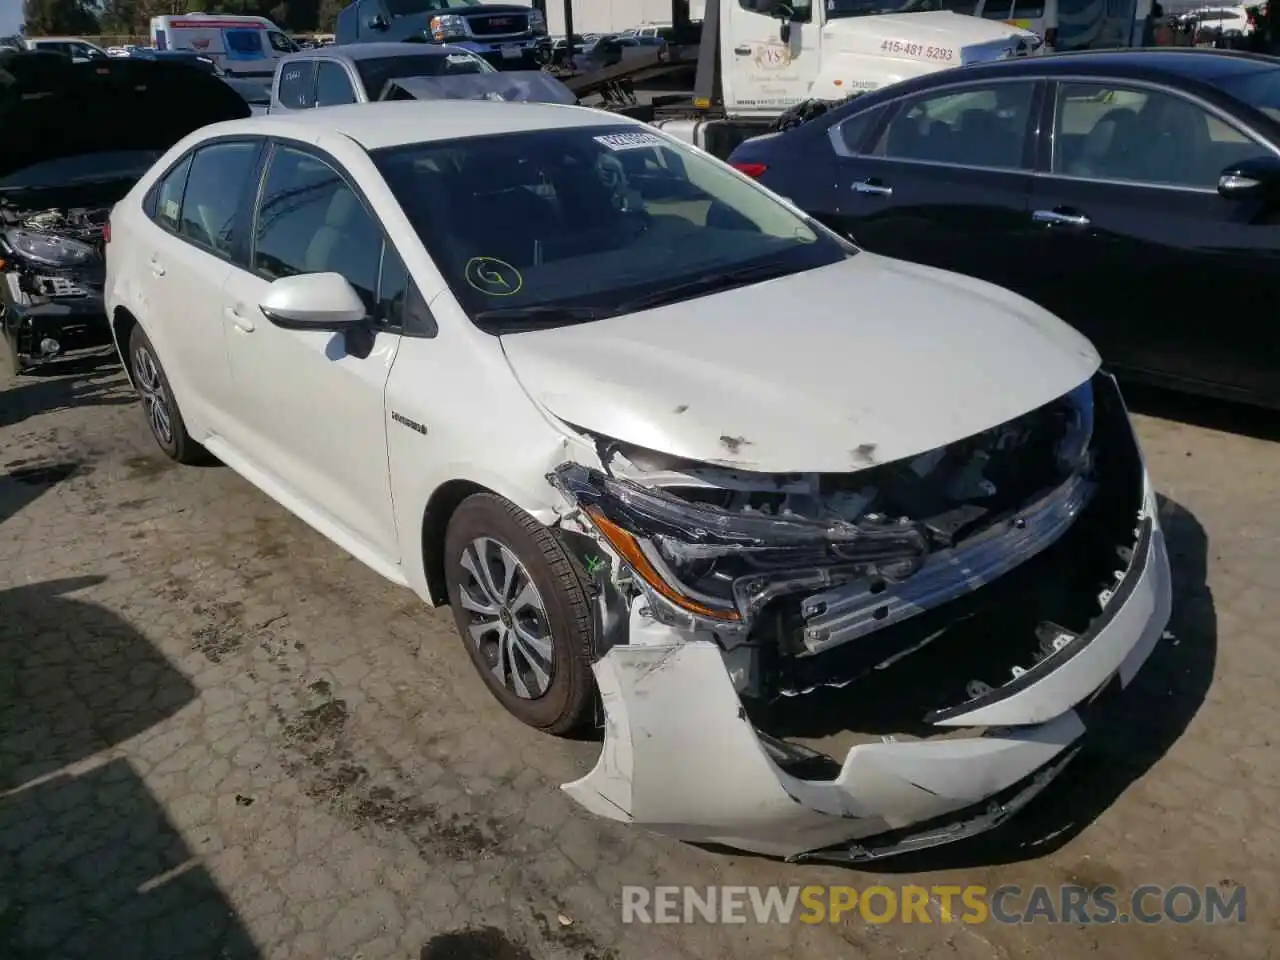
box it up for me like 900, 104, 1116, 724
0, 150, 163, 191
355, 52, 494, 95
372, 125, 850, 330
822, 0, 947, 20
1209, 66, 1280, 123
386, 0, 484, 14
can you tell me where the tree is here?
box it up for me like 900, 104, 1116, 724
23, 0, 101, 34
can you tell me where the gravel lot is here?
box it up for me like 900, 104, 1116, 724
1, 352, 1275, 960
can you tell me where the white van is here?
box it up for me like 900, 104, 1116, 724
150, 13, 297, 77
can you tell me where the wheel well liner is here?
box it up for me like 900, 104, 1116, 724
421, 479, 490, 604
111, 306, 139, 387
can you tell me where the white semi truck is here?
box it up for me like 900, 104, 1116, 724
554, 0, 1042, 156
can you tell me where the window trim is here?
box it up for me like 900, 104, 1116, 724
246, 137, 432, 336
1041, 75, 1280, 194
828, 103, 888, 158
853, 76, 1045, 174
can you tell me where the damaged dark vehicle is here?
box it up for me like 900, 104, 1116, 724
0, 52, 249, 375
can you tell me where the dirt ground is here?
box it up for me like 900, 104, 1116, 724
1, 352, 1276, 959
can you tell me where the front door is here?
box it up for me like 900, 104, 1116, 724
221, 142, 402, 562
722, 0, 824, 118
828, 78, 1043, 297
1027, 79, 1280, 403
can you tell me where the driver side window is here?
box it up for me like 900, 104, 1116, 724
738, 0, 813, 23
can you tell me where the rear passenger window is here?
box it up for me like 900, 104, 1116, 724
253, 146, 383, 313
278, 60, 316, 108
178, 141, 261, 257
153, 155, 193, 231
874, 82, 1035, 169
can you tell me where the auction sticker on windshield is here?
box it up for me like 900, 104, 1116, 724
594, 132, 666, 151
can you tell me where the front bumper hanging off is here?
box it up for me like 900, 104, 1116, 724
556, 376, 1174, 862
2, 271, 112, 369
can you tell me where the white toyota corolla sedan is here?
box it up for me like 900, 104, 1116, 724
105, 101, 1172, 863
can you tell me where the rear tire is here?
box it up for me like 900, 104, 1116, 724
443, 493, 596, 735
129, 326, 208, 464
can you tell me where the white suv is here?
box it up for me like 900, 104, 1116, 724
104, 101, 1170, 864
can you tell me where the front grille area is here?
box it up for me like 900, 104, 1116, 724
467, 13, 529, 37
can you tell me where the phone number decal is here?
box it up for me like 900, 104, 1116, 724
881, 40, 954, 61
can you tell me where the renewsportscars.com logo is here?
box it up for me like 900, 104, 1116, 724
621, 884, 1247, 926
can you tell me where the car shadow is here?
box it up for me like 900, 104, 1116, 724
867, 494, 1215, 872
1122, 382, 1280, 443
0, 577, 261, 958
0, 348, 133, 432
0, 458, 81, 528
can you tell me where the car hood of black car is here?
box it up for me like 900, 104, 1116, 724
0, 52, 251, 182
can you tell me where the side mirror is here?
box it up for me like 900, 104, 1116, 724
258, 273, 368, 330
1217, 156, 1280, 201
371, 14, 389, 30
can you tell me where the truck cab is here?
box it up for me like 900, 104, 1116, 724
336, 0, 549, 69
721, 0, 1038, 120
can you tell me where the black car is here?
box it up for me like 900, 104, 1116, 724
0, 52, 249, 376
728, 50, 1280, 409
127, 49, 226, 76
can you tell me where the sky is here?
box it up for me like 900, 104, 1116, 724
0, 0, 22, 37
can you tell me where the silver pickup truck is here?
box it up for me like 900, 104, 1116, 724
268, 40, 574, 111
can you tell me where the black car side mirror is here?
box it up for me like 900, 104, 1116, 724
1217, 156, 1280, 202
371, 14, 389, 30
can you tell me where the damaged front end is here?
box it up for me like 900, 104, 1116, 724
0, 202, 111, 371
547, 372, 1171, 861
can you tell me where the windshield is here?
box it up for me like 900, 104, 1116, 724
355, 52, 494, 94
822, 0, 948, 18
386, 0, 484, 15
372, 125, 849, 330
1210, 67, 1280, 123
0, 150, 162, 191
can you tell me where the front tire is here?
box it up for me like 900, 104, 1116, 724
129, 326, 207, 464
443, 493, 596, 735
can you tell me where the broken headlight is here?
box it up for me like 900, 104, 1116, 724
550, 463, 929, 624
2, 228, 98, 268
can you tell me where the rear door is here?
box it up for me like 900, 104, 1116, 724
1026, 78, 1280, 402
274, 58, 316, 110
825, 77, 1044, 297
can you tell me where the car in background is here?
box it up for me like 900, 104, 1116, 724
269, 41, 496, 110
224, 75, 272, 115
0, 53, 250, 375
104, 100, 1169, 864
728, 49, 1280, 409
129, 48, 227, 76
21, 36, 110, 62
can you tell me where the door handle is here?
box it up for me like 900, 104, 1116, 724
149, 257, 165, 277
1032, 208, 1091, 228
852, 179, 893, 197
733, 44, 752, 55
224, 306, 255, 333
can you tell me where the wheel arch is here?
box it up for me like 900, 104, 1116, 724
111, 305, 140, 388
421, 478, 493, 605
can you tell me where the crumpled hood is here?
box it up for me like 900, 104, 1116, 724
0, 53, 250, 182
500, 254, 1100, 473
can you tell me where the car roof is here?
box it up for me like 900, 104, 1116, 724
283, 42, 469, 63
951, 48, 1280, 87
204, 99, 631, 151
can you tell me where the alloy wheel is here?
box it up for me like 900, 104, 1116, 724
132, 345, 173, 445
458, 536, 555, 699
